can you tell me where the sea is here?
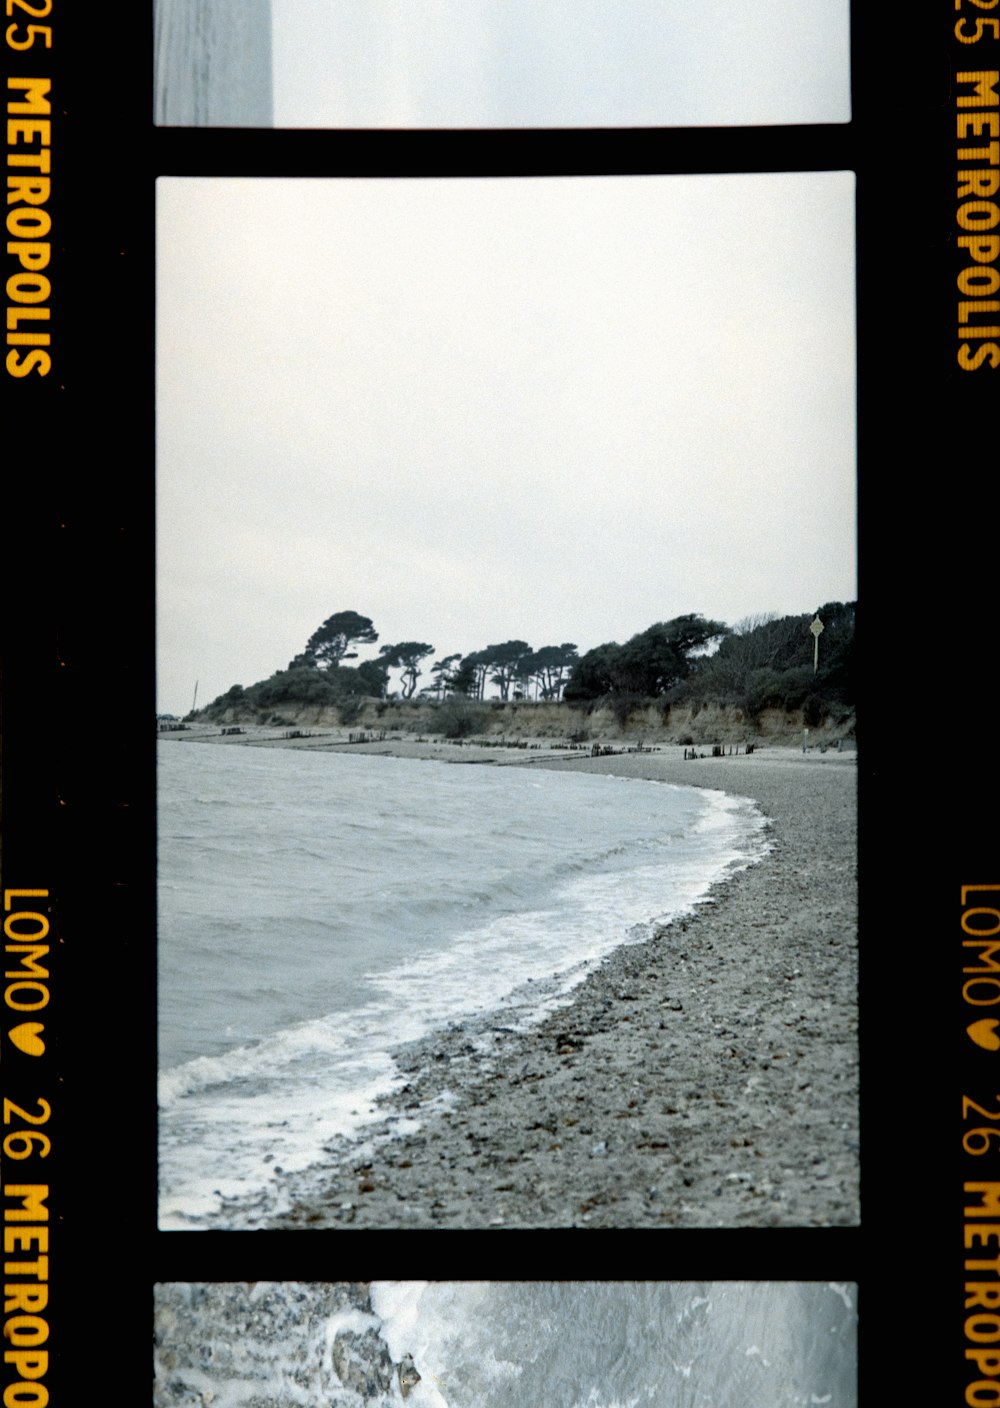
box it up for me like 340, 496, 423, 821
153, 0, 273, 126
153, 1280, 858, 1408
157, 742, 769, 1228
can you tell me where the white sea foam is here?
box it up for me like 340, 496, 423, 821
154, 1281, 857, 1408
157, 745, 767, 1228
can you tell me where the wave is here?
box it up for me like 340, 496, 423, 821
157, 749, 768, 1226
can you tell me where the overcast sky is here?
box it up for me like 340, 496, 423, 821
156, 173, 856, 714
270, 0, 851, 127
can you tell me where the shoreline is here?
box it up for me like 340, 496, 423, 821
168, 732, 858, 1228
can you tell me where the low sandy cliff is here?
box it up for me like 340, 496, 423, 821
196, 697, 855, 749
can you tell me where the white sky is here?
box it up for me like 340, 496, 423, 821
271, 0, 851, 128
156, 173, 856, 715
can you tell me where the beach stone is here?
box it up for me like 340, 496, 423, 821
234, 747, 857, 1231
397, 1353, 421, 1398
332, 1329, 394, 1396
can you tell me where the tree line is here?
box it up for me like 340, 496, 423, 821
281, 611, 581, 702
204, 602, 854, 725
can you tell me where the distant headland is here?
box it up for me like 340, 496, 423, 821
163, 604, 856, 750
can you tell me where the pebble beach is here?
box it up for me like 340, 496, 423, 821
183, 731, 858, 1229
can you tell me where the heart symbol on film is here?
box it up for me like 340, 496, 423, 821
8, 1023, 46, 1056
968, 1019, 1000, 1052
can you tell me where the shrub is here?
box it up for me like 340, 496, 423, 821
253, 667, 338, 709
610, 691, 646, 727
802, 693, 826, 728
338, 697, 365, 726
431, 699, 487, 739
741, 668, 787, 720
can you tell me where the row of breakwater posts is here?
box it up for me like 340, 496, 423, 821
406, 737, 666, 755
683, 743, 755, 760
590, 741, 661, 758
444, 736, 546, 750
154, 723, 776, 760
409, 737, 666, 755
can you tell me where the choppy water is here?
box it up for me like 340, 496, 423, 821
154, 0, 273, 125
157, 743, 768, 1227
153, 1281, 857, 1408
